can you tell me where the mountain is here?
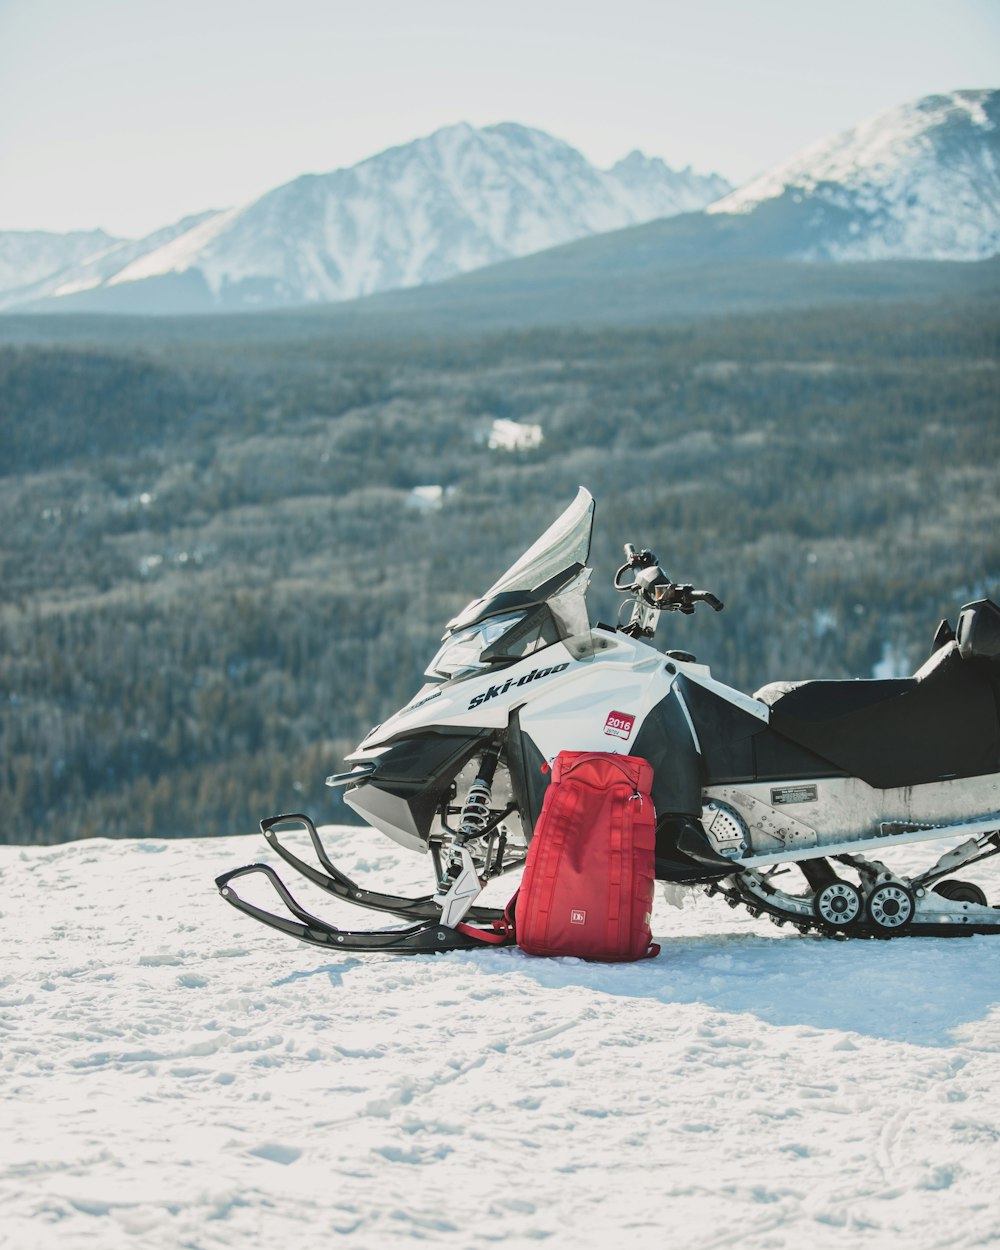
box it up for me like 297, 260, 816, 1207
708, 89, 1000, 261
0, 229, 118, 296
292, 88, 997, 337
4, 92, 996, 319
0, 123, 729, 314
0, 213, 223, 312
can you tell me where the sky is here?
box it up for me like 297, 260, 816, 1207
1, 0, 997, 238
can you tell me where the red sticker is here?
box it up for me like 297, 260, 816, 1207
604, 710, 635, 740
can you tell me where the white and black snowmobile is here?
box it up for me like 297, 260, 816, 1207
217, 488, 1000, 952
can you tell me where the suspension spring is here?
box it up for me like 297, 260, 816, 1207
459, 777, 494, 839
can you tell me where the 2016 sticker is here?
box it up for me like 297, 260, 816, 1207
604, 710, 635, 739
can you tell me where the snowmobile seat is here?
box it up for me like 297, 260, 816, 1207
754, 676, 913, 715
757, 641, 1000, 790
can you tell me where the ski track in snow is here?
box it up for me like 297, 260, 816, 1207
2, 828, 999, 1250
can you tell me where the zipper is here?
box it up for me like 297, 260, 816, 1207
557, 753, 644, 802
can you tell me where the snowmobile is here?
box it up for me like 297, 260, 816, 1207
217, 487, 1000, 952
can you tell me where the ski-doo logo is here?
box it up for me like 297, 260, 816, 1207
604, 710, 635, 740
467, 662, 570, 709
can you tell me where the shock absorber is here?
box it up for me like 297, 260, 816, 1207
435, 746, 502, 927
457, 748, 500, 842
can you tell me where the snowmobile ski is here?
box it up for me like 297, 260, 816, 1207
214, 862, 514, 954
257, 813, 506, 924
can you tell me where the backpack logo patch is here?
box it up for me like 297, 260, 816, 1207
570, 909, 587, 925
603, 710, 635, 740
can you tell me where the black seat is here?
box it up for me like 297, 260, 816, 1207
759, 642, 1000, 790
755, 676, 914, 716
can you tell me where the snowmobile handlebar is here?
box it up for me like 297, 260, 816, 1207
615, 546, 723, 614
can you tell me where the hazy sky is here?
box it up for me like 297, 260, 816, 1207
1, 0, 997, 237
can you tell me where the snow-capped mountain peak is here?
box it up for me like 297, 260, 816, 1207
0, 122, 730, 313
708, 89, 1000, 261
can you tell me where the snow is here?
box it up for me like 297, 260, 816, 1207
872, 639, 912, 679
107, 209, 239, 291
407, 485, 446, 512
4, 828, 1000, 1249
0, 230, 118, 295
488, 418, 544, 451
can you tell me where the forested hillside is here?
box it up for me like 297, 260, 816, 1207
2, 292, 998, 843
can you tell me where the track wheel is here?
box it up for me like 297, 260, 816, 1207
814, 880, 863, 929
932, 879, 988, 906
866, 882, 915, 934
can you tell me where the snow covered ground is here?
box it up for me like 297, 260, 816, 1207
3, 827, 1000, 1250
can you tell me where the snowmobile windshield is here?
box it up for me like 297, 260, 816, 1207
472, 486, 594, 607
425, 488, 594, 680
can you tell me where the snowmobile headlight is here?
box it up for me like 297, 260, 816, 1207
425, 612, 527, 680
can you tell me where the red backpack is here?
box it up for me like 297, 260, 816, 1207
513, 751, 659, 961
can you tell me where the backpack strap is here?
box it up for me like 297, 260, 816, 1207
456, 892, 519, 947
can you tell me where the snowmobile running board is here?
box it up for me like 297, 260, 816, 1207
215, 862, 514, 954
